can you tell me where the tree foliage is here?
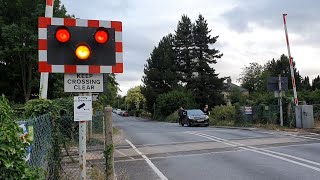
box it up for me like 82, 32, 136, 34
174, 15, 194, 86
125, 86, 146, 110
189, 14, 225, 107
142, 34, 178, 111
0, 0, 73, 103
142, 14, 225, 114
264, 55, 302, 90
156, 90, 196, 117
95, 74, 119, 110
238, 62, 264, 93
312, 75, 320, 90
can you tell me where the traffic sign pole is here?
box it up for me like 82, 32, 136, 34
79, 119, 86, 179
78, 92, 92, 180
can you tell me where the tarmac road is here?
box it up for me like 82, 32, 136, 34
113, 114, 320, 180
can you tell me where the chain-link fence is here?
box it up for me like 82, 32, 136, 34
17, 114, 53, 172
18, 112, 107, 180
242, 104, 295, 127
59, 112, 106, 180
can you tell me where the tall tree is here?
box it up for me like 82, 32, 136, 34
189, 14, 225, 107
173, 15, 194, 87
312, 75, 320, 90
125, 86, 146, 110
238, 62, 264, 93
0, 0, 72, 102
264, 54, 302, 90
301, 76, 311, 91
101, 74, 119, 104
142, 34, 178, 112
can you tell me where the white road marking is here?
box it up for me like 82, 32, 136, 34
187, 132, 320, 172
194, 132, 320, 167
125, 139, 168, 180
116, 149, 135, 160
255, 130, 320, 141
115, 149, 244, 163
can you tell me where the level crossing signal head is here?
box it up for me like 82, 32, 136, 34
38, 17, 123, 74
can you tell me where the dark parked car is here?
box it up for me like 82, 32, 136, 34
181, 109, 209, 127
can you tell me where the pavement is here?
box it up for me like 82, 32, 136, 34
112, 114, 320, 180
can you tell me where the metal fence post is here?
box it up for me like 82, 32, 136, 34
104, 105, 114, 180
79, 120, 86, 179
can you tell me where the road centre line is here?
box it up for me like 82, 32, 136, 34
187, 132, 320, 172
125, 139, 168, 180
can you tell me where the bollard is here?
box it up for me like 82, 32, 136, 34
104, 105, 114, 180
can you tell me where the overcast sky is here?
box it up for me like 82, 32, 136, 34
61, 0, 320, 96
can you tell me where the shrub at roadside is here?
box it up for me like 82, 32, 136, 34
165, 110, 179, 123
156, 90, 196, 118
0, 96, 44, 179
209, 105, 236, 126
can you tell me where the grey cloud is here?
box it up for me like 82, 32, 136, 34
222, 0, 320, 34
221, 0, 320, 47
61, 0, 131, 18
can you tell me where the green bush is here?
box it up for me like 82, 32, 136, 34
140, 111, 152, 119
0, 96, 44, 179
234, 103, 244, 124
135, 109, 142, 117
210, 105, 236, 125
156, 90, 196, 117
165, 110, 179, 123
128, 110, 135, 116
24, 99, 59, 118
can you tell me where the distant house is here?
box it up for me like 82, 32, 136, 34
222, 78, 249, 105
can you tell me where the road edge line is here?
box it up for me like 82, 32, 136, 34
125, 139, 168, 180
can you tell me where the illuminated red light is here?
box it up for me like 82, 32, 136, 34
95, 30, 108, 44
56, 28, 70, 43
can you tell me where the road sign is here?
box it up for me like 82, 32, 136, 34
267, 77, 288, 92
244, 106, 253, 115
64, 73, 103, 92
38, 17, 123, 74
74, 96, 92, 121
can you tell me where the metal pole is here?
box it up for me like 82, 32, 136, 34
104, 105, 114, 180
88, 93, 92, 141
39, 0, 54, 99
283, 14, 298, 106
79, 92, 87, 180
279, 75, 283, 126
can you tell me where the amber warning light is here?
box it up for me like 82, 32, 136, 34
75, 44, 91, 60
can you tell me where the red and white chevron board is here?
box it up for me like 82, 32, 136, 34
38, 17, 123, 74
